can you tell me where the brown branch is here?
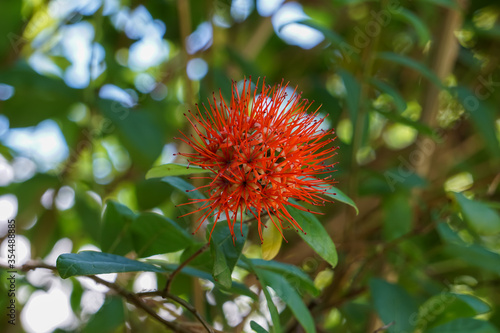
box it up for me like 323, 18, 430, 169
0, 262, 196, 333
163, 242, 210, 296
138, 290, 215, 333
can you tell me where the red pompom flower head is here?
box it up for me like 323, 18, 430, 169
175, 78, 338, 243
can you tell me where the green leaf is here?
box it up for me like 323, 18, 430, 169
374, 108, 438, 138
437, 224, 500, 275
56, 251, 164, 278
261, 217, 283, 261
369, 78, 407, 113
162, 176, 206, 200
148, 261, 257, 300
287, 202, 338, 267
454, 86, 500, 158
453, 192, 500, 235
74, 190, 102, 243
82, 297, 125, 333
417, 293, 491, 329
146, 163, 209, 179
250, 321, 269, 333
393, 8, 431, 47
208, 222, 248, 289
99, 100, 164, 169
370, 278, 418, 333
242, 257, 281, 333
338, 69, 361, 126
324, 186, 359, 214
376, 52, 443, 88
383, 193, 413, 241
131, 212, 194, 257
425, 318, 499, 333
135, 179, 173, 210
240, 258, 319, 297
101, 201, 135, 256
259, 270, 316, 333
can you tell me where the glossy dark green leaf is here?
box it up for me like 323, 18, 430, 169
56, 251, 164, 278
242, 257, 281, 333
208, 222, 248, 289
82, 297, 125, 333
417, 293, 491, 329
146, 163, 208, 179
135, 179, 173, 210
383, 193, 412, 241
101, 201, 135, 256
238, 258, 319, 297
324, 186, 359, 214
425, 318, 499, 333
287, 202, 338, 267
259, 270, 316, 333
161, 176, 206, 200
370, 278, 418, 333
131, 212, 194, 257
453, 192, 500, 235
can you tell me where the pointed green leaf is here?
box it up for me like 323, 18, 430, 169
242, 257, 281, 333
425, 318, 499, 333
324, 186, 359, 214
101, 201, 135, 256
131, 213, 195, 257
56, 251, 164, 278
208, 222, 248, 289
376, 52, 443, 88
370, 278, 418, 333
146, 163, 209, 179
453, 192, 500, 235
251, 321, 269, 333
239, 258, 319, 297
393, 8, 431, 47
287, 201, 338, 267
259, 270, 316, 333
383, 193, 413, 241
338, 69, 361, 125
162, 176, 206, 200
82, 297, 125, 333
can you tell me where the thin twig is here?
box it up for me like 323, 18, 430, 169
0, 262, 190, 333
163, 242, 210, 296
137, 290, 215, 333
373, 321, 395, 332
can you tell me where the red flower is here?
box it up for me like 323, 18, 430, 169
175, 78, 338, 242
